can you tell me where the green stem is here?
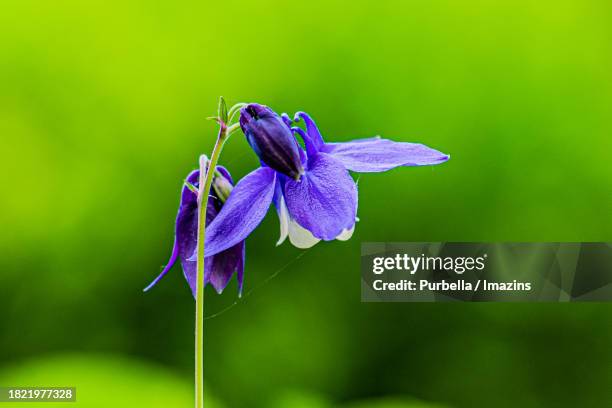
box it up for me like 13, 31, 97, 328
195, 122, 227, 408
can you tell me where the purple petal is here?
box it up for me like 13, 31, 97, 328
204, 167, 276, 257
181, 198, 220, 296
204, 240, 245, 295
181, 259, 197, 295
323, 137, 449, 172
181, 169, 200, 206
283, 152, 357, 240
143, 238, 179, 292
144, 170, 200, 292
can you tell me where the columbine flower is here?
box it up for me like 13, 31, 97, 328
202, 103, 449, 257
145, 165, 245, 296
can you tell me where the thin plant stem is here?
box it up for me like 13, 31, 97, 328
195, 121, 228, 408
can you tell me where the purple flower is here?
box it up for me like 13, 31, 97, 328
201, 103, 449, 255
145, 166, 245, 296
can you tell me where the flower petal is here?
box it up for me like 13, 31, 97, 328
143, 238, 179, 292
335, 224, 355, 241
181, 259, 197, 296
206, 240, 246, 295
144, 170, 199, 292
288, 218, 321, 248
283, 152, 357, 240
274, 176, 321, 248
273, 180, 290, 246
204, 167, 276, 257
178, 190, 211, 297
323, 137, 449, 172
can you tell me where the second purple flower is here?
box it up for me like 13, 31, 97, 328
145, 162, 245, 296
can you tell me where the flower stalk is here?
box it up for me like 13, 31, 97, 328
194, 98, 244, 408
194, 122, 227, 408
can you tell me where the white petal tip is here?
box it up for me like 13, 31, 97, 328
288, 219, 321, 249
335, 225, 355, 241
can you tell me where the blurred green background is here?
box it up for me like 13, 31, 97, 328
1, 0, 611, 407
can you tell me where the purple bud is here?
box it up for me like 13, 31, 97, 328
240, 103, 304, 180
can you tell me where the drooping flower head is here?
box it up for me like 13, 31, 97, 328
201, 103, 449, 256
145, 162, 245, 296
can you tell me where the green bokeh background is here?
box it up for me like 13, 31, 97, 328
1, 1, 611, 407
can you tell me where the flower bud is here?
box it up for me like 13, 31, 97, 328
240, 103, 304, 180
212, 171, 233, 203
